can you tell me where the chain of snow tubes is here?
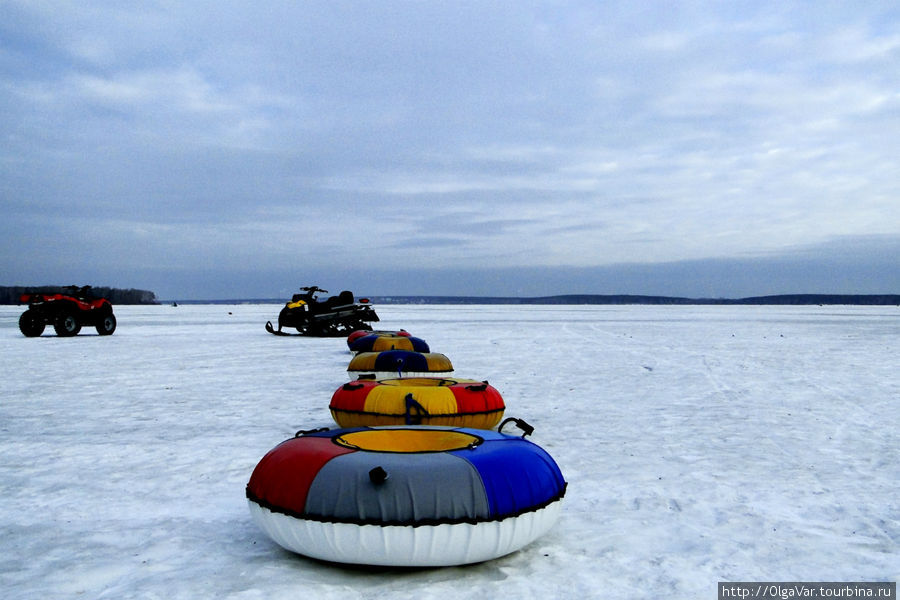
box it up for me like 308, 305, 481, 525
498, 417, 534, 438
295, 427, 329, 437
296, 407, 534, 438
404, 393, 428, 425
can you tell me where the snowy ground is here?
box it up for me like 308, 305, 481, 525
1, 303, 898, 599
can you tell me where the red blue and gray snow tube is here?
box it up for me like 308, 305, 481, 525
246, 423, 567, 566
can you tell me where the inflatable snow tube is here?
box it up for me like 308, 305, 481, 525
348, 350, 453, 378
347, 329, 412, 349
246, 424, 567, 566
349, 333, 429, 354
330, 377, 506, 429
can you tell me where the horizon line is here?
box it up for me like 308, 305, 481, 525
164, 293, 900, 306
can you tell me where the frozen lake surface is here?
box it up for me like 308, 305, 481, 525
1, 303, 898, 598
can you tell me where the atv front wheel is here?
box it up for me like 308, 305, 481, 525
54, 313, 82, 336
96, 314, 117, 336
19, 310, 46, 337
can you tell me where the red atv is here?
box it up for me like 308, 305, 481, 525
18, 286, 117, 337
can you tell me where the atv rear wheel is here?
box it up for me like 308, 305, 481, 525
96, 314, 117, 336
19, 310, 46, 337
54, 313, 82, 336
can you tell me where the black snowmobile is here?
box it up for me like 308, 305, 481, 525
265, 286, 379, 336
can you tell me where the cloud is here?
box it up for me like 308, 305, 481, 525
1, 1, 898, 298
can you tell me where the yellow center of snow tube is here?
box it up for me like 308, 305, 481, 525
333, 429, 481, 453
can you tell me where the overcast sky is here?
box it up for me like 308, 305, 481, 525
2, 1, 898, 300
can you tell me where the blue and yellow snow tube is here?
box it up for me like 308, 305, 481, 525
330, 377, 505, 429
246, 424, 567, 566
347, 350, 453, 378
346, 329, 411, 349
349, 333, 429, 353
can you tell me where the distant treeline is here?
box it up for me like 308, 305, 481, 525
367, 294, 900, 306
0, 286, 158, 305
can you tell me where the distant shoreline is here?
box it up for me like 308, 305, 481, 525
5, 286, 896, 306
164, 294, 900, 306
0, 285, 158, 305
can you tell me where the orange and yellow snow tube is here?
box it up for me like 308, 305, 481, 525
330, 377, 505, 429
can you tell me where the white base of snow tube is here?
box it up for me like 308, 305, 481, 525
351, 370, 454, 380
248, 499, 562, 566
